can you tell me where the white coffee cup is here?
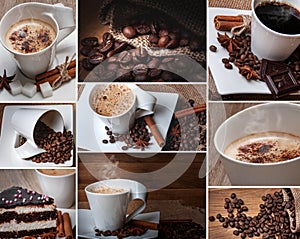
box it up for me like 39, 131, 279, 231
85, 179, 147, 231
35, 169, 75, 208
214, 102, 300, 186
0, 2, 75, 78
251, 0, 300, 61
89, 84, 157, 134
11, 108, 64, 159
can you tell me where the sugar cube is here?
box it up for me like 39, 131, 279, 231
22, 82, 37, 98
9, 80, 22, 95
39, 82, 53, 98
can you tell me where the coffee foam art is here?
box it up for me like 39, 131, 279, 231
224, 131, 300, 163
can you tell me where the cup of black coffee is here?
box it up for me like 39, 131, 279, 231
251, 0, 300, 61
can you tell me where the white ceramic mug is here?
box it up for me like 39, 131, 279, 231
85, 179, 147, 231
214, 102, 300, 186
11, 108, 64, 158
89, 84, 157, 134
0, 2, 75, 78
251, 0, 300, 61
35, 169, 76, 208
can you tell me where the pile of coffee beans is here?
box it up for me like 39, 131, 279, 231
122, 18, 204, 52
20, 121, 73, 164
158, 221, 205, 239
95, 224, 147, 239
80, 32, 134, 71
209, 190, 300, 238
80, 32, 205, 82
102, 117, 152, 151
163, 99, 206, 151
213, 32, 300, 84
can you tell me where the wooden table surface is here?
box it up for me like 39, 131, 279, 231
0, 169, 76, 209
208, 103, 261, 186
78, 153, 206, 224
209, 188, 283, 238
1, 0, 76, 19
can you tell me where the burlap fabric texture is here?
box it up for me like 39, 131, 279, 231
283, 188, 300, 233
98, 0, 206, 64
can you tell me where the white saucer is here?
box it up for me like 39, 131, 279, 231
0, 105, 74, 167
209, 7, 300, 96
77, 84, 179, 152
0, 31, 77, 102
78, 210, 160, 239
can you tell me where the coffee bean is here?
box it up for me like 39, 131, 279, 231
209, 45, 217, 52
81, 37, 98, 47
225, 63, 233, 69
189, 39, 201, 51
89, 52, 105, 65
81, 58, 94, 71
102, 139, 108, 144
135, 24, 150, 35
122, 26, 136, 39
158, 35, 170, 48
99, 39, 114, 53
80, 46, 93, 56
159, 29, 169, 37
102, 32, 113, 42
209, 216, 215, 222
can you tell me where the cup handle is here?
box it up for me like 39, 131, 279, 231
15, 141, 46, 159
42, 4, 75, 44
125, 193, 147, 223
129, 85, 157, 118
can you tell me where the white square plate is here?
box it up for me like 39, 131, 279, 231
77, 84, 179, 152
78, 210, 160, 239
209, 7, 300, 96
0, 31, 77, 102
0, 105, 74, 167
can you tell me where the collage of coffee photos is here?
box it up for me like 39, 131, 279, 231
0, 0, 299, 238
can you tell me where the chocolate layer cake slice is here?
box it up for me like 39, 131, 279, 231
0, 186, 57, 238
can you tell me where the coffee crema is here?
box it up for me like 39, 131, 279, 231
224, 132, 300, 163
255, 2, 300, 35
92, 84, 134, 117
5, 18, 56, 54
38, 169, 75, 176
89, 185, 128, 194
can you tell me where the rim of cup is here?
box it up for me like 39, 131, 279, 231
0, 2, 59, 56
35, 169, 76, 178
214, 102, 300, 167
85, 179, 145, 196
88, 84, 136, 119
251, 0, 300, 38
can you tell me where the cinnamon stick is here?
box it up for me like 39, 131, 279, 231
36, 60, 76, 82
63, 212, 74, 239
131, 220, 159, 230
214, 15, 243, 31
144, 115, 165, 147
174, 104, 206, 119
36, 67, 76, 91
57, 210, 64, 238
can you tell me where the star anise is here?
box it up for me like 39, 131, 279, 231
134, 138, 150, 150
238, 65, 260, 81
217, 32, 240, 53
0, 69, 15, 91
170, 124, 181, 139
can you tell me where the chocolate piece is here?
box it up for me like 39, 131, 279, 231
265, 69, 300, 98
260, 59, 290, 80
0, 186, 54, 209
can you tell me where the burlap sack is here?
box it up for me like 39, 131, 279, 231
283, 188, 300, 233
98, 0, 206, 64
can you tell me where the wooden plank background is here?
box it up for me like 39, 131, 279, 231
78, 153, 206, 224
209, 188, 284, 238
